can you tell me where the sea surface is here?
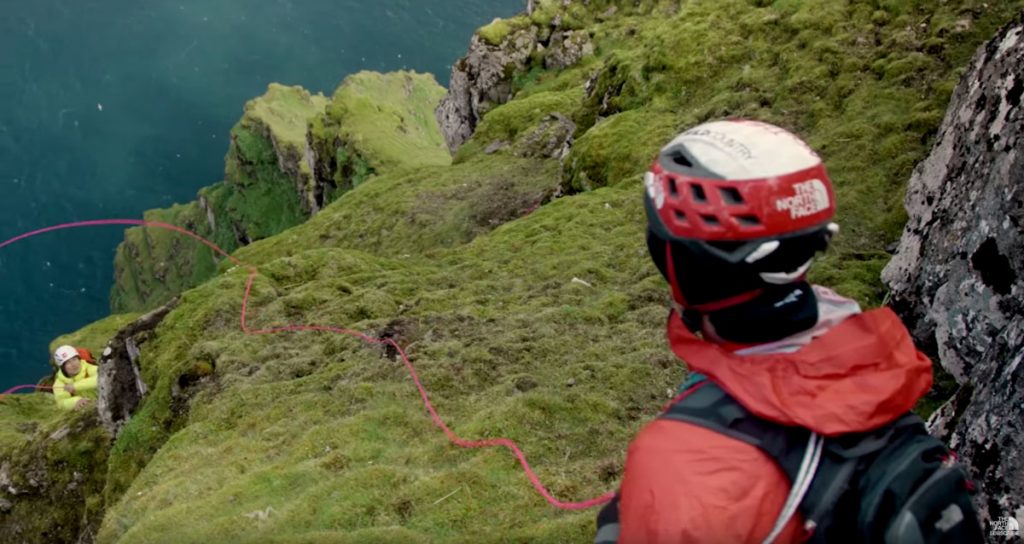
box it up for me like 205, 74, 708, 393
0, 0, 522, 390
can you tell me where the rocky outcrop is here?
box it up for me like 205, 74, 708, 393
436, 10, 597, 153
436, 28, 540, 153
544, 30, 594, 70
881, 13, 1024, 525
307, 71, 450, 206
96, 300, 177, 437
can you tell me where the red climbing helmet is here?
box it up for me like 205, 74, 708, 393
644, 119, 839, 311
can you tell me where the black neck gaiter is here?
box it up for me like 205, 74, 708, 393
704, 282, 819, 344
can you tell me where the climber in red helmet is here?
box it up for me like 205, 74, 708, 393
595, 120, 982, 543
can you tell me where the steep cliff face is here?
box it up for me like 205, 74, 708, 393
110, 85, 325, 314
882, 13, 1024, 526
4, 1, 1024, 543
110, 73, 450, 314
308, 71, 451, 206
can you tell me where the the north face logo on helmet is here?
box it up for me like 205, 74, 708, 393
776, 179, 830, 219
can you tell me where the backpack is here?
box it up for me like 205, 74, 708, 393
660, 380, 984, 543
75, 346, 95, 364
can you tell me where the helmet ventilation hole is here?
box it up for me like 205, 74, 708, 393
668, 178, 679, 197
691, 184, 707, 203
735, 215, 761, 227
674, 210, 688, 224
700, 214, 720, 226
719, 187, 744, 205
670, 151, 693, 167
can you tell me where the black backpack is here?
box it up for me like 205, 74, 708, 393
658, 380, 984, 543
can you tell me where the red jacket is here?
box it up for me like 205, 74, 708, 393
617, 308, 933, 543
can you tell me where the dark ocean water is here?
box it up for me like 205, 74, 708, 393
0, 0, 522, 390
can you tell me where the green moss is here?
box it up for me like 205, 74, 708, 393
0, 393, 58, 453
37, 1, 1024, 542
245, 83, 329, 168
110, 202, 220, 313
454, 90, 581, 161
564, 109, 678, 192
110, 85, 327, 313
477, 16, 530, 46
320, 71, 451, 173
235, 154, 561, 264
0, 409, 112, 541
93, 176, 677, 542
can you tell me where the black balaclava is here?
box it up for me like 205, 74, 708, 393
647, 228, 823, 344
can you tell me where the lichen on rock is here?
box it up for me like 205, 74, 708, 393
436, 27, 542, 153
882, 12, 1024, 525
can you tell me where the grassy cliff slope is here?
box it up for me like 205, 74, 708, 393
111, 73, 450, 314
2, 1, 1021, 542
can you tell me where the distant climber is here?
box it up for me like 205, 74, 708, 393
596, 120, 983, 543
52, 345, 98, 411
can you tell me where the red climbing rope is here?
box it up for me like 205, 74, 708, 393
0, 219, 615, 510
1, 384, 53, 395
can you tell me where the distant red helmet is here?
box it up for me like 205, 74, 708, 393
644, 120, 838, 311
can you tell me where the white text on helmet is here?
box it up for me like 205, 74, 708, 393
775, 179, 830, 219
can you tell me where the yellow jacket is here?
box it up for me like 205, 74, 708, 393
53, 362, 99, 410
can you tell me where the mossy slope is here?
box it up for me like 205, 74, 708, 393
4, 1, 1021, 543
0, 406, 111, 542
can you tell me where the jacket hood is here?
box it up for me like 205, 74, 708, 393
667, 307, 933, 435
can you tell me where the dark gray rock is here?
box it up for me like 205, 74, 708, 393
881, 13, 1024, 525
97, 299, 178, 437
436, 28, 540, 153
435, 5, 596, 154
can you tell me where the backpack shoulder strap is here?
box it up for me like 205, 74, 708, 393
659, 380, 812, 479
660, 380, 976, 542
660, 380, 875, 541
